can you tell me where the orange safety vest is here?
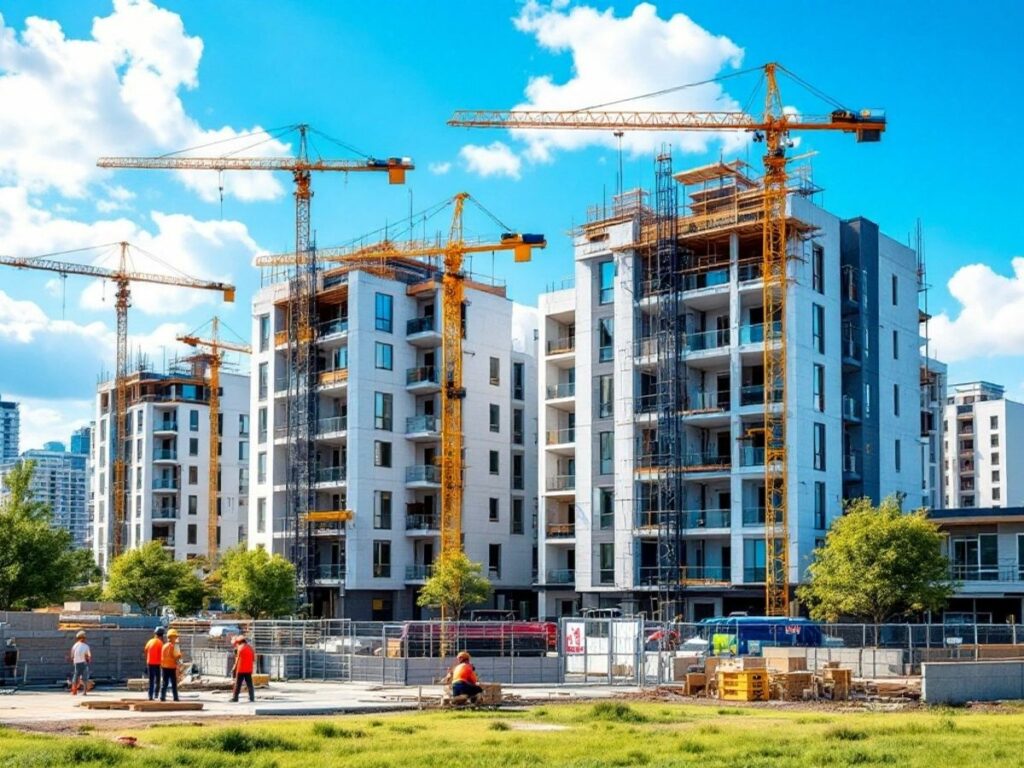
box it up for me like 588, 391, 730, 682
452, 662, 477, 685
145, 637, 164, 666
235, 643, 255, 675
160, 641, 181, 670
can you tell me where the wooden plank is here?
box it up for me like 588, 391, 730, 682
79, 701, 131, 710
128, 701, 204, 712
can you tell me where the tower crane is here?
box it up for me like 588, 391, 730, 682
0, 244, 235, 561
255, 193, 545, 621
177, 317, 251, 564
99, 124, 414, 604
450, 62, 886, 616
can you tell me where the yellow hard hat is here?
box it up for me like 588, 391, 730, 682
167, 629, 179, 639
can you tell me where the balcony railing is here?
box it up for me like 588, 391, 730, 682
546, 336, 575, 355
317, 416, 347, 434
406, 415, 439, 434
636, 451, 731, 470
406, 366, 439, 386
685, 328, 730, 352
546, 428, 576, 445
684, 508, 730, 528
634, 393, 657, 414
318, 368, 348, 387
738, 263, 763, 282
153, 478, 178, 490
406, 514, 440, 530
739, 446, 765, 467
742, 506, 766, 526
314, 465, 346, 484
842, 395, 861, 421
407, 316, 436, 335
312, 564, 345, 582
154, 421, 178, 432
634, 336, 659, 357
154, 537, 175, 547
739, 321, 781, 345
546, 569, 575, 584
841, 337, 862, 362
545, 522, 575, 538
318, 318, 348, 337
843, 451, 861, 474
406, 465, 441, 484
684, 566, 729, 582
683, 267, 729, 291
152, 508, 178, 520
744, 567, 766, 583
740, 384, 782, 406
405, 564, 435, 581
949, 564, 1022, 582
546, 382, 576, 399
546, 474, 575, 492
153, 449, 178, 460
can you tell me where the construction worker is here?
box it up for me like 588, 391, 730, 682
159, 628, 182, 702
144, 627, 165, 701
450, 650, 483, 703
70, 630, 91, 696
230, 635, 255, 703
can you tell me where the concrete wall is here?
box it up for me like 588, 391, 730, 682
923, 660, 1024, 704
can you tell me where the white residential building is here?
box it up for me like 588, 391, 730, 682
91, 366, 250, 571
943, 382, 1024, 509
249, 262, 539, 620
536, 161, 926, 621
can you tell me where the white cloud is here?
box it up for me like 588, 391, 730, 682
929, 257, 1024, 362
462, 2, 747, 169
0, 0, 290, 202
459, 142, 522, 179
428, 161, 452, 175
13, 395, 94, 453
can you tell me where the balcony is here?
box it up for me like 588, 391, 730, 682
683, 267, 729, 292
312, 564, 345, 584
842, 395, 862, 422
546, 382, 576, 400
406, 465, 441, 487
310, 521, 346, 537
151, 508, 179, 520
316, 416, 347, 437
405, 564, 435, 582
739, 321, 781, 345
314, 465, 346, 486
843, 451, 861, 479
740, 385, 782, 407
154, 536, 175, 548
545, 427, 575, 446
684, 508, 730, 528
545, 569, 575, 585
546, 336, 575, 357
153, 420, 178, 434
634, 393, 657, 415
405, 415, 440, 441
318, 318, 349, 341
742, 507, 766, 526
406, 366, 440, 393
959, 460, 975, 475
153, 449, 178, 462
744, 567, 766, 583
949, 564, 1022, 584
738, 263, 763, 282
683, 565, 730, 583
635, 451, 731, 472
153, 477, 178, 491
545, 521, 575, 538
274, 330, 290, 348
407, 316, 441, 347
545, 474, 575, 493
841, 265, 861, 309
959, 422, 975, 435
739, 446, 765, 467
317, 368, 348, 390
685, 328, 730, 353
406, 514, 440, 532
958, 442, 975, 457
841, 336, 862, 369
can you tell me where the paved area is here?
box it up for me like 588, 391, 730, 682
0, 680, 638, 727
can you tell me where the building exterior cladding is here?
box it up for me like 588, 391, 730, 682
943, 382, 1024, 510
536, 165, 927, 621
248, 265, 539, 621
0, 395, 19, 462
90, 368, 250, 571
920, 358, 947, 511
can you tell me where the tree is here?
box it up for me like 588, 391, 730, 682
218, 546, 296, 619
417, 552, 493, 620
0, 461, 99, 610
797, 496, 954, 625
104, 541, 194, 614
167, 571, 209, 616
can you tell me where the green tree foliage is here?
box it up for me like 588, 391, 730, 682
104, 541, 196, 614
218, 546, 296, 618
0, 461, 98, 610
416, 551, 493, 619
798, 496, 954, 624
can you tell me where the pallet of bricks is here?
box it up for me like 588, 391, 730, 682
715, 657, 769, 702
763, 648, 851, 701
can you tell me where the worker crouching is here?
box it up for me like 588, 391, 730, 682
450, 651, 484, 703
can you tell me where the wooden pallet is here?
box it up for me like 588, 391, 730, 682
79, 699, 204, 712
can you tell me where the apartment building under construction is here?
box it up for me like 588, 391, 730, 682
249, 259, 538, 620
536, 158, 930, 621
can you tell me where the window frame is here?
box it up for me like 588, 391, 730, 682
374, 292, 393, 333
374, 341, 393, 370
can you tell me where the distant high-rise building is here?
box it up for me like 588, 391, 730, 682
0, 442, 89, 549
71, 426, 91, 456
0, 394, 19, 462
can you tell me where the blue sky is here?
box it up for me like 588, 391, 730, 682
1, 0, 1022, 449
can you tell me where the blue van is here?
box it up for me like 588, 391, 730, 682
699, 616, 824, 656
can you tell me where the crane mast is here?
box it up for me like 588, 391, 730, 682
449, 62, 884, 616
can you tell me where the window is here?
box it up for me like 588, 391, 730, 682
813, 422, 826, 471
188, 466, 198, 485
258, 407, 267, 443
188, 495, 197, 515
812, 304, 825, 354
993, 487, 1002, 501
892, 274, 899, 305
374, 440, 392, 468
812, 364, 825, 412
257, 452, 267, 483
238, 441, 249, 461
991, 433, 1000, 448
992, 470, 1001, 484
374, 491, 392, 529
892, 329, 899, 359
599, 431, 613, 475
598, 543, 614, 584
512, 408, 524, 445
992, 452, 1000, 466
489, 404, 500, 433
744, 539, 766, 582
489, 544, 501, 578
239, 414, 249, 437
258, 314, 270, 352
238, 467, 248, 493
489, 498, 499, 522
991, 415, 999, 430
489, 356, 500, 385
375, 342, 393, 370
512, 454, 524, 490
598, 488, 614, 530
814, 481, 826, 529
598, 374, 613, 418
489, 451, 499, 475
258, 362, 269, 399
190, 409, 199, 431
512, 362, 525, 400
374, 292, 393, 332
812, 244, 824, 294
599, 260, 615, 304
217, 412, 224, 436
373, 541, 391, 577
187, 524, 197, 545
895, 439, 901, 472
598, 318, 614, 362
893, 384, 900, 417
189, 438, 199, 456
511, 498, 524, 535
374, 392, 393, 431
256, 498, 266, 534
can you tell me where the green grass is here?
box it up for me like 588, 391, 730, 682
2, 703, 1024, 767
